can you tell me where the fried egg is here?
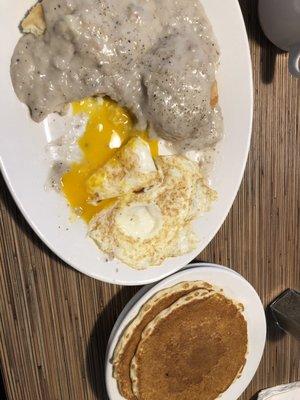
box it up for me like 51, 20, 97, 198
87, 137, 160, 202
88, 155, 216, 269
46, 98, 216, 269
59, 97, 158, 221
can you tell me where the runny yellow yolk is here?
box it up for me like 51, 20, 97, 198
61, 97, 158, 222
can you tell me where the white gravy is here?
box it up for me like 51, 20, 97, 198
11, 0, 223, 151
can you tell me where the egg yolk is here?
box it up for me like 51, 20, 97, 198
61, 97, 158, 222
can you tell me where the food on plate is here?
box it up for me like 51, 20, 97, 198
113, 281, 214, 400
210, 80, 219, 108
21, 4, 46, 36
131, 291, 247, 400
60, 99, 216, 267
87, 137, 160, 203
11, 0, 223, 269
88, 156, 216, 268
142, 33, 222, 151
59, 98, 158, 222
11, 0, 222, 151
112, 281, 248, 400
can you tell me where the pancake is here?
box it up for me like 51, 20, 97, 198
130, 290, 248, 400
112, 281, 213, 400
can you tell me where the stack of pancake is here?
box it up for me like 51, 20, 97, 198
112, 281, 248, 400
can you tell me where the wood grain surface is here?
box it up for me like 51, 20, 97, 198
0, 1, 300, 399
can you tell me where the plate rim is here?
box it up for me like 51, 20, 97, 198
105, 262, 266, 400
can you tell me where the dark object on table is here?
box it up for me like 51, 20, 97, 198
258, 0, 300, 77
0, 370, 7, 399
270, 289, 300, 340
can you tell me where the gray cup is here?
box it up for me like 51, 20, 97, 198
259, 0, 300, 77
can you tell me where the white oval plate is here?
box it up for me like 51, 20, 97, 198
105, 263, 266, 400
0, 1, 253, 285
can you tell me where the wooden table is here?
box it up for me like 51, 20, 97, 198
1, 1, 299, 399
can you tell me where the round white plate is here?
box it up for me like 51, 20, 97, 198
0, 1, 253, 285
105, 263, 266, 400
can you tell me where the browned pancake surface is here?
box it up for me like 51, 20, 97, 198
133, 293, 247, 400
113, 282, 212, 400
